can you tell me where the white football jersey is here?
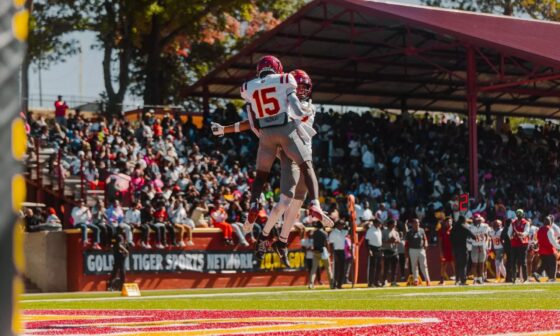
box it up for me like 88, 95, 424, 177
240, 74, 297, 125
469, 223, 490, 246
491, 228, 503, 249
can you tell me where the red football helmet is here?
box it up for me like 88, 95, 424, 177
290, 69, 312, 100
256, 55, 283, 77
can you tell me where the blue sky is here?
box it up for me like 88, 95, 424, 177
28, 0, 420, 109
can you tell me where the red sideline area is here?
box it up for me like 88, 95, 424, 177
23, 309, 560, 335
66, 229, 442, 291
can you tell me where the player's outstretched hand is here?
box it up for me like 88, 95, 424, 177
211, 122, 224, 137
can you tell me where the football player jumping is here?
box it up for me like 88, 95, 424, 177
211, 57, 332, 266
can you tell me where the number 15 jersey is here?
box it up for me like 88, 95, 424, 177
240, 73, 297, 128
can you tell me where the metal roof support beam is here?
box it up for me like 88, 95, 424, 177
467, 46, 479, 198
479, 73, 560, 92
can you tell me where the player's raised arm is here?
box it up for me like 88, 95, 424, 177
211, 120, 250, 137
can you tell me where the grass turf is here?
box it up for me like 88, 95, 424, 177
21, 283, 560, 311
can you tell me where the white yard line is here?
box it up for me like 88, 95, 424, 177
22, 283, 557, 304
397, 289, 545, 297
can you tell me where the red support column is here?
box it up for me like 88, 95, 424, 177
467, 46, 479, 198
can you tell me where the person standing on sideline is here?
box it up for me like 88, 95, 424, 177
365, 219, 383, 287
508, 209, 530, 283
491, 219, 506, 281
54, 95, 68, 126
108, 234, 129, 291
469, 214, 491, 284
450, 215, 476, 285
329, 220, 348, 289
405, 218, 430, 286
535, 216, 560, 282
382, 219, 400, 286
309, 222, 332, 289
438, 217, 455, 284
501, 219, 513, 282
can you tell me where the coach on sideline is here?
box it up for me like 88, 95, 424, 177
329, 220, 348, 289
536, 216, 560, 282
451, 215, 476, 285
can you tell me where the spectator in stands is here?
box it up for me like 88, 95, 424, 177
153, 204, 175, 247
509, 209, 530, 283
71, 199, 101, 249
438, 217, 455, 284
210, 199, 234, 246
405, 218, 430, 286
92, 200, 112, 246
365, 218, 382, 287
329, 220, 348, 289
190, 199, 209, 228
124, 201, 142, 247
169, 199, 194, 246
382, 219, 400, 287
44, 207, 63, 232
375, 203, 389, 223
107, 200, 133, 246
24, 208, 61, 232
54, 95, 68, 126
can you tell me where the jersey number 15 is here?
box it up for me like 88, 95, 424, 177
252, 87, 280, 118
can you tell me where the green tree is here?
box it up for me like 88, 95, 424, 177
132, 0, 304, 106
25, 0, 84, 112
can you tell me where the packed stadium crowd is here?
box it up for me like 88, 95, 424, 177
22, 94, 560, 287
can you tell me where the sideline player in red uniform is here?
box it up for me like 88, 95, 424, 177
438, 217, 455, 284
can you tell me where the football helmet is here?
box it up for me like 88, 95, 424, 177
256, 55, 283, 77
290, 69, 312, 100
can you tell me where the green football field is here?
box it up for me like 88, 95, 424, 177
20, 282, 560, 311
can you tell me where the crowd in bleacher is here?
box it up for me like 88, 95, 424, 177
23, 102, 560, 256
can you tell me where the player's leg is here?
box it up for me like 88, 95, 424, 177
266, 152, 299, 267
246, 133, 277, 230
280, 124, 333, 227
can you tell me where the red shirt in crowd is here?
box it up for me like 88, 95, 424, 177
54, 99, 68, 117
153, 208, 168, 222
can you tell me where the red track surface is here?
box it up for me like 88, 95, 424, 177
24, 309, 560, 335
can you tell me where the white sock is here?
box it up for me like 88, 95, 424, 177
262, 195, 292, 237
311, 199, 320, 207
280, 199, 304, 243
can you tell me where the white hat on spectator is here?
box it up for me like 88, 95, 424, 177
78, 151, 85, 157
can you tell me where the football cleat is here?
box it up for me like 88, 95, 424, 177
309, 204, 334, 228
272, 240, 291, 268
256, 55, 283, 77
254, 233, 270, 265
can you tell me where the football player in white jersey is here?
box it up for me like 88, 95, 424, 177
468, 214, 490, 284
491, 219, 506, 281
211, 61, 331, 265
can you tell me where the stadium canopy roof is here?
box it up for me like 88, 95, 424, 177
184, 0, 560, 119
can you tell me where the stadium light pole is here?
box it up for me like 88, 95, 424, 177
466, 46, 478, 198
1, 1, 28, 335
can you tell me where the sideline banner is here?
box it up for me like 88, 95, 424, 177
83, 250, 306, 275
0, 1, 28, 336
